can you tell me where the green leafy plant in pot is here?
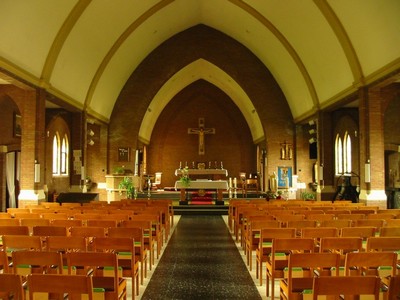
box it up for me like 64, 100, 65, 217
118, 176, 135, 199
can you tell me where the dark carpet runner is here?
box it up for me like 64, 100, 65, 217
141, 215, 261, 300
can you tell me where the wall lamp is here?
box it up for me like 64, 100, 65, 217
309, 137, 317, 144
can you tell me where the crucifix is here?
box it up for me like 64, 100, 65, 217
188, 117, 215, 155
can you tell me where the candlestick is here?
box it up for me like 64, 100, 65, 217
233, 177, 237, 188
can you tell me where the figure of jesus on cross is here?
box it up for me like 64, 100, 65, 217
188, 118, 215, 155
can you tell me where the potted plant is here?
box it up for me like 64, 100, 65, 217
118, 176, 135, 199
113, 166, 125, 175
301, 191, 316, 201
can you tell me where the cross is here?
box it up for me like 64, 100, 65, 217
188, 118, 215, 155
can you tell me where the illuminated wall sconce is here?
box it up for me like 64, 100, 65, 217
34, 160, 40, 183
308, 129, 316, 135
309, 137, 317, 144
88, 129, 95, 136
280, 141, 293, 160
365, 160, 371, 183
88, 139, 94, 146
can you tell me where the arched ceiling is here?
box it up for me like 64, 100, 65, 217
1, 0, 400, 133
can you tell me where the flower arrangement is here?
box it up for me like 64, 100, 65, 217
118, 176, 135, 199
179, 166, 191, 187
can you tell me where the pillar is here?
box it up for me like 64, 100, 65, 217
18, 88, 46, 207
358, 87, 387, 208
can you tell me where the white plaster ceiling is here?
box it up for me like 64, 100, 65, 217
1, 0, 399, 137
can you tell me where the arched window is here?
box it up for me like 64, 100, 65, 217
60, 134, 69, 174
52, 134, 60, 175
344, 132, 352, 174
335, 134, 343, 175
52, 132, 69, 176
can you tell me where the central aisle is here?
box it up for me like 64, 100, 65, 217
141, 215, 262, 299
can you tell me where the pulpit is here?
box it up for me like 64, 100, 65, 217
105, 174, 140, 201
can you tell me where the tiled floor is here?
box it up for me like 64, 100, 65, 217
130, 215, 279, 300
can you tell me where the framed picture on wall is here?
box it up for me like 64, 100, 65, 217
118, 147, 130, 162
14, 113, 22, 137
277, 166, 292, 188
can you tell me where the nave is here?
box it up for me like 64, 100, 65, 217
139, 215, 263, 299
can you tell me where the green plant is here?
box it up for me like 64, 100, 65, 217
118, 176, 135, 199
113, 166, 125, 174
301, 191, 316, 200
179, 166, 191, 187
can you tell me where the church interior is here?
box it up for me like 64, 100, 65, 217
1, 1, 400, 299
1, 1, 400, 209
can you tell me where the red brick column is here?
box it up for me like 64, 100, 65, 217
358, 88, 387, 208
18, 88, 46, 207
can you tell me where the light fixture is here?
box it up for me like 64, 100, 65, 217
88, 129, 94, 136
308, 129, 316, 135
34, 160, 40, 183
309, 137, 317, 144
308, 120, 315, 126
88, 139, 94, 146
365, 160, 371, 183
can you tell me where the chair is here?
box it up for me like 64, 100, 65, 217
286, 220, 317, 235
20, 218, 50, 235
0, 218, 20, 226
0, 273, 25, 300
70, 226, 106, 237
108, 227, 148, 285
32, 225, 68, 237
66, 252, 127, 300
0, 212, 11, 219
366, 236, 400, 250
245, 220, 281, 270
28, 274, 94, 300
46, 235, 88, 253
300, 227, 339, 252
243, 178, 259, 197
266, 238, 314, 299
380, 226, 400, 237
255, 228, 296, 286
0, 249, 9, 273
319, 219, 353, 228
122, 219, 156, 267
87, 219, 118, 228
280, 253, 341, 300
93, 237, 140, 299
386, 219, 400, 227
2, 235, 43, 253
0, 225, 29, 236
319, 237, 363, 267
12, 250, 63, 276
354, 219, 385, 232
312, 276, 380, 300
344, 252, 397, 288
388, 275, 400, 300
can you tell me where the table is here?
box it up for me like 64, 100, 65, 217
175, 180, 229, 201
174, 168, 228, 179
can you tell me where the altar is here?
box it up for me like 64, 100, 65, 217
175, 180, 229, 202
174, 168, 228, 180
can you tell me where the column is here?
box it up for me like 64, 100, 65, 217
358, 87, 386, 208
18, 88, 46, 207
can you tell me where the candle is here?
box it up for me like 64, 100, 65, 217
229, 177, 232, 188
233, 177, 237, 188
